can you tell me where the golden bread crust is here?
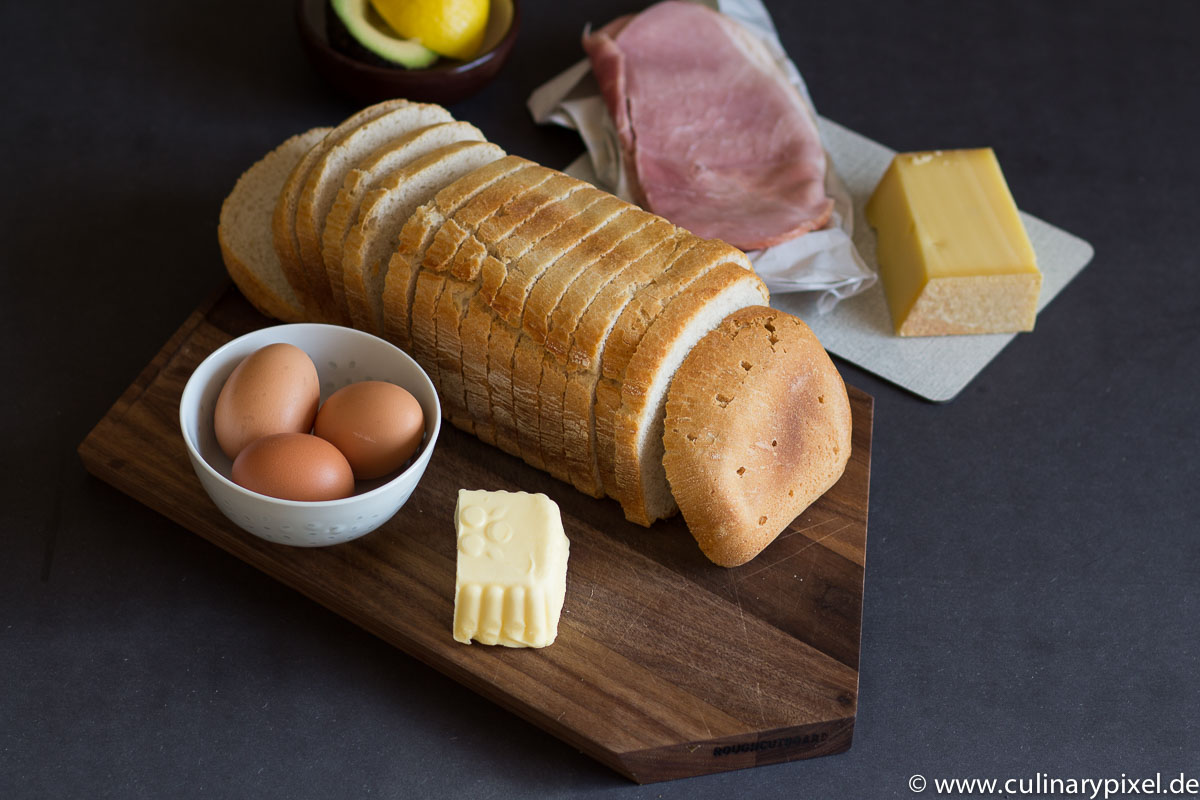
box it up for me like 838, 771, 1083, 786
663, 306, 852, 567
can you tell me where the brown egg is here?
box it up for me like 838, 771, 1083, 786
314, 381, 425, 480
231, 433, 355, 501
214, 343, 320, 460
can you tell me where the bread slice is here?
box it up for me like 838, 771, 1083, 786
537, 216, 675, 495
441, 177, 603, 458
295, 102, 454, 323
272, 100, 409, 322
594, 239, 746, 501
611, 264, 769, 526
321, 120, 486, 320
409, 165, 562, 424
484, 190, 614, 467
559, 232, 691, 496
381, 156, 532, 352
343, 141, 506, 336
219, 128, 331, 322
434, 172, 590, 444
663, 306, 852, 566
504, 194, 631, 471
520, 206, 653, 484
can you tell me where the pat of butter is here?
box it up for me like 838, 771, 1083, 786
453, 489, 570, 648
865, 148, 1042, 336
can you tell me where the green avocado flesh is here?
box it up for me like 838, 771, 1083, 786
331, 0, 439, 68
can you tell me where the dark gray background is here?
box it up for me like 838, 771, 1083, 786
3, 1, 1197, 797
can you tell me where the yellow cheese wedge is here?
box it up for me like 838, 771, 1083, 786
865, 148, 1042, 336
452, 489, 569, 648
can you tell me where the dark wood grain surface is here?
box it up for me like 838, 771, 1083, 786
78, 286, 873, 783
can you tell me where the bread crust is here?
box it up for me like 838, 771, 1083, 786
381, 157, 533, 353
417, 168, 568, 437
460, 294, 499, 447
505, 195, 631, 476
475, 186, 609, 466
527, 207, 652, 485
219, 239, 304, 323
667, 304, 854, 563
663, 306, 852, 567
437, 173, 589, 438
220, 127, 330, 323
272, 132, 334, 321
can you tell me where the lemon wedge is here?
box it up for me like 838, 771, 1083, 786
370, 0, 490, 61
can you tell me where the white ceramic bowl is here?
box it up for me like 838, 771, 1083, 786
179, 324, 440, 547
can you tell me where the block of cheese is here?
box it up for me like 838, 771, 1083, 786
865, 148, 1042, 336
452, 489, 570, 648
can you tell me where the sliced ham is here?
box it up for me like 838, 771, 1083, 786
583, 1, 833, 251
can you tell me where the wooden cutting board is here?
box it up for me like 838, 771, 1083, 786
78, 286, 873, 784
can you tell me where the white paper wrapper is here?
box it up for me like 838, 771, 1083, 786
527, 0, 876, 313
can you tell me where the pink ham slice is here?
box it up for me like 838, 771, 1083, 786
583, 1, 833, 251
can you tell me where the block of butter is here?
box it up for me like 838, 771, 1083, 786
865, 148, 1042, 336
452, 489, 570, 648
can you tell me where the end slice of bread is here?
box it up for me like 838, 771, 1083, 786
219, 127, 331, 322
663, 306, 852, 567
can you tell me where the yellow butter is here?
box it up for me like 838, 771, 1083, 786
452, 489, 569, 648
865, 148, 1042, 336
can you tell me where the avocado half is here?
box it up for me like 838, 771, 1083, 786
330, 0, 439, 69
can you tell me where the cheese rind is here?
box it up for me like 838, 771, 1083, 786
865, 148, 1042, 336
452, 489, 569, 648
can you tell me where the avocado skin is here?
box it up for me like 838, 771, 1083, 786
329, 0, 439, 69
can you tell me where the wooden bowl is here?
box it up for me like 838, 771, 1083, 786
296, 0, 519, 106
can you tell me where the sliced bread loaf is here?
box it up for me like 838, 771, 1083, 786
342, 140, 506, 336
295, 102, 454, 323
321, 120, 486, 320
610, 264, 769, 526
272, 100, 408, 322
219, 127, 331, 322
663, 306, 852, 566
